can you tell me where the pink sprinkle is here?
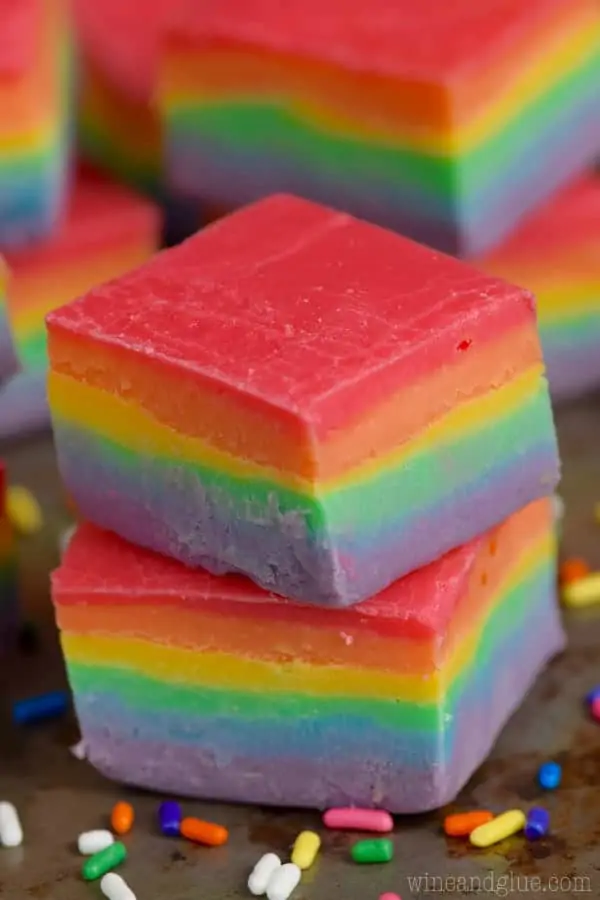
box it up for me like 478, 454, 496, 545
322, 807, 393, 833
592, 697, 600, 722
379, 894, 402, 900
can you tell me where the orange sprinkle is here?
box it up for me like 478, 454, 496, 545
444, 810, 494, 837
180, 817, 229, 847
559, 558, 590, 585
110, 801, 135, 835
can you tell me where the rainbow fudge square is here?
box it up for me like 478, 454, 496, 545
0, 258, 18, 386
0, 463, 18, 652
75, 0, 169, 196
0, 167, 161, 439
47, 195, 560, 607
52, 500, 565, 812
479, 174, 600, 402
160, 0, 600, 256
0, 0, 71, 247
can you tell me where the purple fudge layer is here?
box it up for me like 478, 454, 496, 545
71, 586, 565, 812
52, 416, 558, 606
0, 371, 49, 441
167, 82, 599, 256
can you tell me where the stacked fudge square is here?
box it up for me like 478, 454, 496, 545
50, 195, 565, 813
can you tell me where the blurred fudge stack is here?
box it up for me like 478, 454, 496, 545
158, 0, 600, 400
0, 166, 160, 438
0, 0, 161, 442
74, 0, 171, 197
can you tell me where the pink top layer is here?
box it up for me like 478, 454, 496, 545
47, 194, 533, 428
483, 174, 600, 259
54, 520, 486, 638
0, 0, 37, 77
171, 0, 575, 82
5, 166, 160, 271
75, 0, 174, 102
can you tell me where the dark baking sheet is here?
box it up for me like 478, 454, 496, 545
1, 398, 599, 899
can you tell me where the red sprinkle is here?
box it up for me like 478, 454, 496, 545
591, 697, 600, 722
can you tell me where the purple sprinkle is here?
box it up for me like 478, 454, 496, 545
524, 807, 550, 841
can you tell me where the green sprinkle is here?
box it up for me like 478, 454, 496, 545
82, 841, 127, 881
351, 838, 394, 864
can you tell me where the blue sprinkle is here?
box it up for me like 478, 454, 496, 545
537, 761, 562, 790
12, 690, 69, 725
158, 800, 183, 837
525, 807, 550, 841
585, 685, 600, 705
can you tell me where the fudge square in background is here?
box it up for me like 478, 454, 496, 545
52, 499, 565, 812
47, 194, 560, 607
0, 258, 18, 386
0, 0, 71, 247
479, 174, 600, 402
0, 462, 17, 653
74, 0, 171, 196
160, 0, 600, 256
0, 167, 161, 440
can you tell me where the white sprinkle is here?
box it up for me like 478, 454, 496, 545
0, 802, 23, 848
100, 872, 136, 900
59, 524, 76, 556
266, 863, 301, 900
552, 494, 564, 523
70, 739, 87, 760
78, 829, 114, 855
248, 853, 282, 896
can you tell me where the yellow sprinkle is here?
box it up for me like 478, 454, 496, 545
291, 830, 321, 870
6, 486, 43, 536
594, 502, 600, 525
469, 810, 526, 848
562, 573, 600, 608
